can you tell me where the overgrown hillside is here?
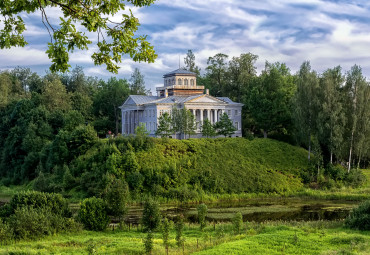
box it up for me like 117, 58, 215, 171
65, 137, 310, 199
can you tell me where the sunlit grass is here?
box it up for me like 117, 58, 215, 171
0, 221, 369, 254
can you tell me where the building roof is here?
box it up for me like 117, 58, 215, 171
121, 94, 242, 108
163, 68, 196, 78
217, 97, 240, 104
125, 95, 158, 105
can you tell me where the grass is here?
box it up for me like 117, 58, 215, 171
0, 221, 368, 254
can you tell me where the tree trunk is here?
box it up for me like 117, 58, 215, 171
330, 152, 333, 165
263, 130, 267, 138
348, 130, 354, 173
308, 130, 311, 161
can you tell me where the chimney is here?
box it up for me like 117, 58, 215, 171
165, 88, 168, 98
206, 89, 209, 95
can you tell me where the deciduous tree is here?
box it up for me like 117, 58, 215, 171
0, 0, 157, 73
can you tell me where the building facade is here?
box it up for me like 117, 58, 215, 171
120, 69, 243, 138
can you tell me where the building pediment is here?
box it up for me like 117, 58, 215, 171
186, 95, 227, 104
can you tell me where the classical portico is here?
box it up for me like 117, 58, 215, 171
120, 69, 243, 138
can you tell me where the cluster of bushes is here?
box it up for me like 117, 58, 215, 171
345, 200, 370, 231
0, 191, 81, 243
301, 164, 366, 190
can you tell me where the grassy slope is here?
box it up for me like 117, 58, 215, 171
135, 138, 309, 194
1, 222, 368, 254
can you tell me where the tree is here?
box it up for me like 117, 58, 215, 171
246, 62, 295, 138
201, 119, 216, 138
161, 218, 171, 252
142, 199, 161, 232
227, 53, 258, 102
41, 78, 71, 112
103, 177, 130, 224
205, 53, 229, 96
197, 203, 208, 231
184, 50, 200, 75
175, 215, 185, 248
214, 112, 236, 137
344, 65, 370, 172
130, 68, 148, 95
171, 106, 196, 139
232, 212, 243, 234
156, 112, 172, 138
317, 66, 346, 164
0, 0, 157, 73
93, 77, 130, 135
293, 61, 319, 161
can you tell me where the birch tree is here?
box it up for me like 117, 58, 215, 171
317, 66, 346, 164
293, 61, 319, 161
344, 65, 368, 172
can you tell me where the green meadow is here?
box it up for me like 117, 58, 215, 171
0, 221, 368, 254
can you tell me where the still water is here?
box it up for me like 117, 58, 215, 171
124, 198, 357, 224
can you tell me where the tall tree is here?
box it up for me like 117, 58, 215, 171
246, 62, 295, 138
293, 61, 320, 161
130, 68, 148, 95
205, 53, 229, 96
93, 78, 130, 135
228, 53, 258, 102
0, 0, 157, 73
344, 65, 369, 172
317, 66, 346, 164
171, 106, 196, 139
184, 50, 200, 75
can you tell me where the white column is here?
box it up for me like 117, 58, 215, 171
121, 110, 125, 134
200, 109, 203, 127
215, 109, 218, 123
207, 109, 210, 121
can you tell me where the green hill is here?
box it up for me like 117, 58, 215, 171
72, 138, 310, 199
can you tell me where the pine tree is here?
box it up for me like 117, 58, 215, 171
201, 119, 216, 138
214, 112, 236, 137
155, 112, 172, 138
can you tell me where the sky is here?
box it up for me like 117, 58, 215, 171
1, 0, 370, 92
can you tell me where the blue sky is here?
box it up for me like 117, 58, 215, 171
1, 0, 370, 92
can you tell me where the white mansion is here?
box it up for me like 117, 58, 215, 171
120, 69, 243, 138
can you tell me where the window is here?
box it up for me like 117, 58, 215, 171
235, 122, 239, 130
149, 122, 152, 131
178, 78, 182, 85
184, 79, 188, 85
235, 110, 238, 115
153, 109, 155, 117
172, 79, 175, 85
190, 79, 194, 86
228, 110, 231, 115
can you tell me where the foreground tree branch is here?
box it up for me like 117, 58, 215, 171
0, 0, 157, 73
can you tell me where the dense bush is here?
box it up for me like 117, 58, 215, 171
78, 197, 109, 231
0, 219, 13, 244
345, 200, 370, 231
0, 191, 71, 218
8, 207, 80, 240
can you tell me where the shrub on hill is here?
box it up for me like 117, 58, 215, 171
68, 137, 309, 198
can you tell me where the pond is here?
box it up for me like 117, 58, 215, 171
124, 198, 357, 224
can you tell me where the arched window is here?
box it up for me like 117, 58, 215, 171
172, 79, 175, 85
190, 79, 194, 86
184, 79, 188, 85
178, 78, 182, 85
